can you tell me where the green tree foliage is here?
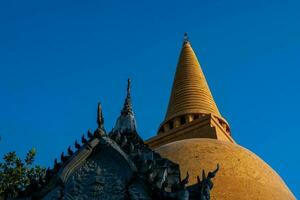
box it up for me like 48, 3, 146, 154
0, 148, 46, 198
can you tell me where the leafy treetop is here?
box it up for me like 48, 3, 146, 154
0, 148, 46, 199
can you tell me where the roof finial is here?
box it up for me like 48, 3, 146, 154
121, 78, 133, 115
127, 78, 131, 95
97, 102, 104, 129
95, 102, 106, 137
183, 32, 189, 43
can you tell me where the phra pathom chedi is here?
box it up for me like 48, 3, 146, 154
14, 34, 296, 200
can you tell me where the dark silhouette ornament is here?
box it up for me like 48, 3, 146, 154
198, 164, 219, 200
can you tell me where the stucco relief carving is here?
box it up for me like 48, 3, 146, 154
43, 158, 131, 200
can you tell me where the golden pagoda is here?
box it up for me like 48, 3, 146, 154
146, 34, 295, 199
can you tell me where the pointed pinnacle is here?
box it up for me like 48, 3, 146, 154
121, 79, 133, 115
97, 102, 104, 129
81, 134, 88, 144
67, 146, 74, 156
54, 158, 61, 171
183, 32, 189, 43
127, 78, 131, 95
202, 169, 206, 180
75, 140, 81, 149
61, 152, 66, 162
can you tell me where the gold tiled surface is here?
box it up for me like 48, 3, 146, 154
156, 139, 295, 200
163, 42, 221, 125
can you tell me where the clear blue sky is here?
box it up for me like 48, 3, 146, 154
0, 0, 299, 197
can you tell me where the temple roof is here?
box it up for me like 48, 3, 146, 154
163, 34, 221, 123
27, 97, 205, 199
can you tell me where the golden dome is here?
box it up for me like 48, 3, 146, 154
156, 138, 295, 200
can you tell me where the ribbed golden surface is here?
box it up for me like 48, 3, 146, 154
156, 139, 296, 200
164, 41, 221, 124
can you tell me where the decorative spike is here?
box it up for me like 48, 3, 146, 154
94, 102, 106, 137
75, 140, 81, 150
61, 152, 67, 162
180, 171, 189, 186
54, 158, 61, 172
127, 78, 131, 94
67, 146, 74, 156
208, 163, 220, 178
97, 103, 104, 129
87, 129, 93, 139
121, 79, 133, 115
81, 134, 88, 144
202, 169, 206, 181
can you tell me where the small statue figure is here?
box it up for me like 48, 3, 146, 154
197, 164, 219, 200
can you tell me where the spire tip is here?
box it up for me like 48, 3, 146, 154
183, 32, 189, 43
127, 78, 131, 95
121, 79, 133, 115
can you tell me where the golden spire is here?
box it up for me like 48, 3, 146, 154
160, 33, 224, 132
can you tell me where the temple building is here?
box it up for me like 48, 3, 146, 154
146, 34, 295, 199
18, 34, 295, 199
